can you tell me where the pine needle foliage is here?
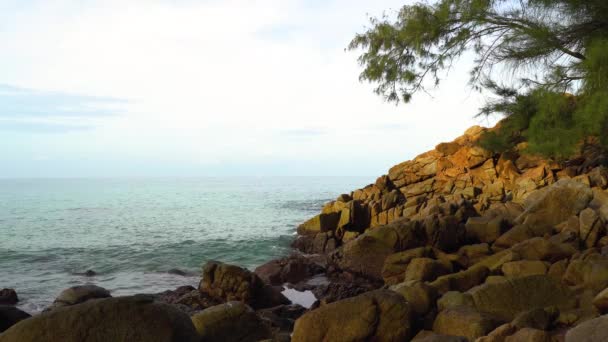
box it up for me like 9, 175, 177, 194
349, 0, 608, 158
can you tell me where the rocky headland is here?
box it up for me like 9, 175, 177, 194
2, 124, 608, 341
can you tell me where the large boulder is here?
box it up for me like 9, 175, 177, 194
297, 212, 341, 235
433, 306, 503, 341
0, 295, 198, 342
469, 275, 576, 321
190, 302, 270, 342
565, 314, 608, 342
517, 179, 593, 228
200, 261, 289, 310
0, 306, 30, 333
331, 219, 426, 280
291, 290, 413, 342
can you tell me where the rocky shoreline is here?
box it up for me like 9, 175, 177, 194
3, 125, 608, 341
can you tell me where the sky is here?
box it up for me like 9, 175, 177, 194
0, 0, 498, 178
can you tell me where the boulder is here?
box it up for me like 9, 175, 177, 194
0, 295, 198, 342
565, 314, 608, 341
190, 302, 271, 342
501, 260, 548, 278
256, 304, 306, 336
511, 307, 558, 330
517, 179, 593, 228
562, 253, 608, 292
0, 306, 30, 333
465, 216, 510, 244
437, 291, 474, 311
254, 255, 324, 286
405, 257, 451, 282
505, 328, 552, 342
412, 330, 468, 341
433, 306, 503, 341
382, 247, 433, 285
297, 213, 341, 235
469, 275, 576, 321
331, 219, 426, 280
291, 290, 412, 342
579, 208, 605, 249
475, 323, 517, 342
200, 261, 289, 310
48, 285, 111, 310
391, 281, 439, 315
429, 265, 489, 295
593, 288, 608, 313
0, 289, 18, 306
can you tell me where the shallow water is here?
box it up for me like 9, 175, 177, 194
0, 177, 371, 312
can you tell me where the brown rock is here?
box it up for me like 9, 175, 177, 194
291, 290, 413, 342
505, 328, 552, 342
297, 212, 341, 235
502, 261, 548, 278
517, 179, 593, 228
0, 296, 199, 342
48, 285, 111, 310
593, 288, 608, 313
564, 314, 608, 341
475, 323, 516, 342
391, 281, 439, 315
466, 216, 510, 244
412, 330, 468, 341
469, 275, 576, 321
429, 265, 489, 295
405, 258, 451, 282
190, 302, 271, 342
382, 247, 433, 285
433, 306, 503, 341
254, 255, 324, 286
579, 208, 605, 249
200, 261, 289, 310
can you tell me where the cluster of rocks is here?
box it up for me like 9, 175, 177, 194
3, 124, 608, 341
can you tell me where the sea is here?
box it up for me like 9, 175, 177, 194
0, 177, 371, 313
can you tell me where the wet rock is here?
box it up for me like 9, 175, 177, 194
292, 290, 413, 342
48, 285, 111, 310
190, 302, 271, 342
154, 286, 221, 315
0, 306, 30, 333
0, 289, 18, 306
256, 304, 306, 336
200, 261, 289, 310
0, 295, 198, 342
254, 255, 324, 286
167, 268, 190, 276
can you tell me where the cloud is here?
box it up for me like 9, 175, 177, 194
0, 0, 498, 177
0, 84, 126, 132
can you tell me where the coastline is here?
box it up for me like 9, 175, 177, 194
3, 124, 608, 341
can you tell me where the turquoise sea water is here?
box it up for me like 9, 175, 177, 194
0, 177, 371, 312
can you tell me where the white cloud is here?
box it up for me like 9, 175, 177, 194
0, 0, 498, 177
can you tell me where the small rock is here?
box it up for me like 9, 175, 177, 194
502, 260, 548, 278
593, 288, 608, 313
